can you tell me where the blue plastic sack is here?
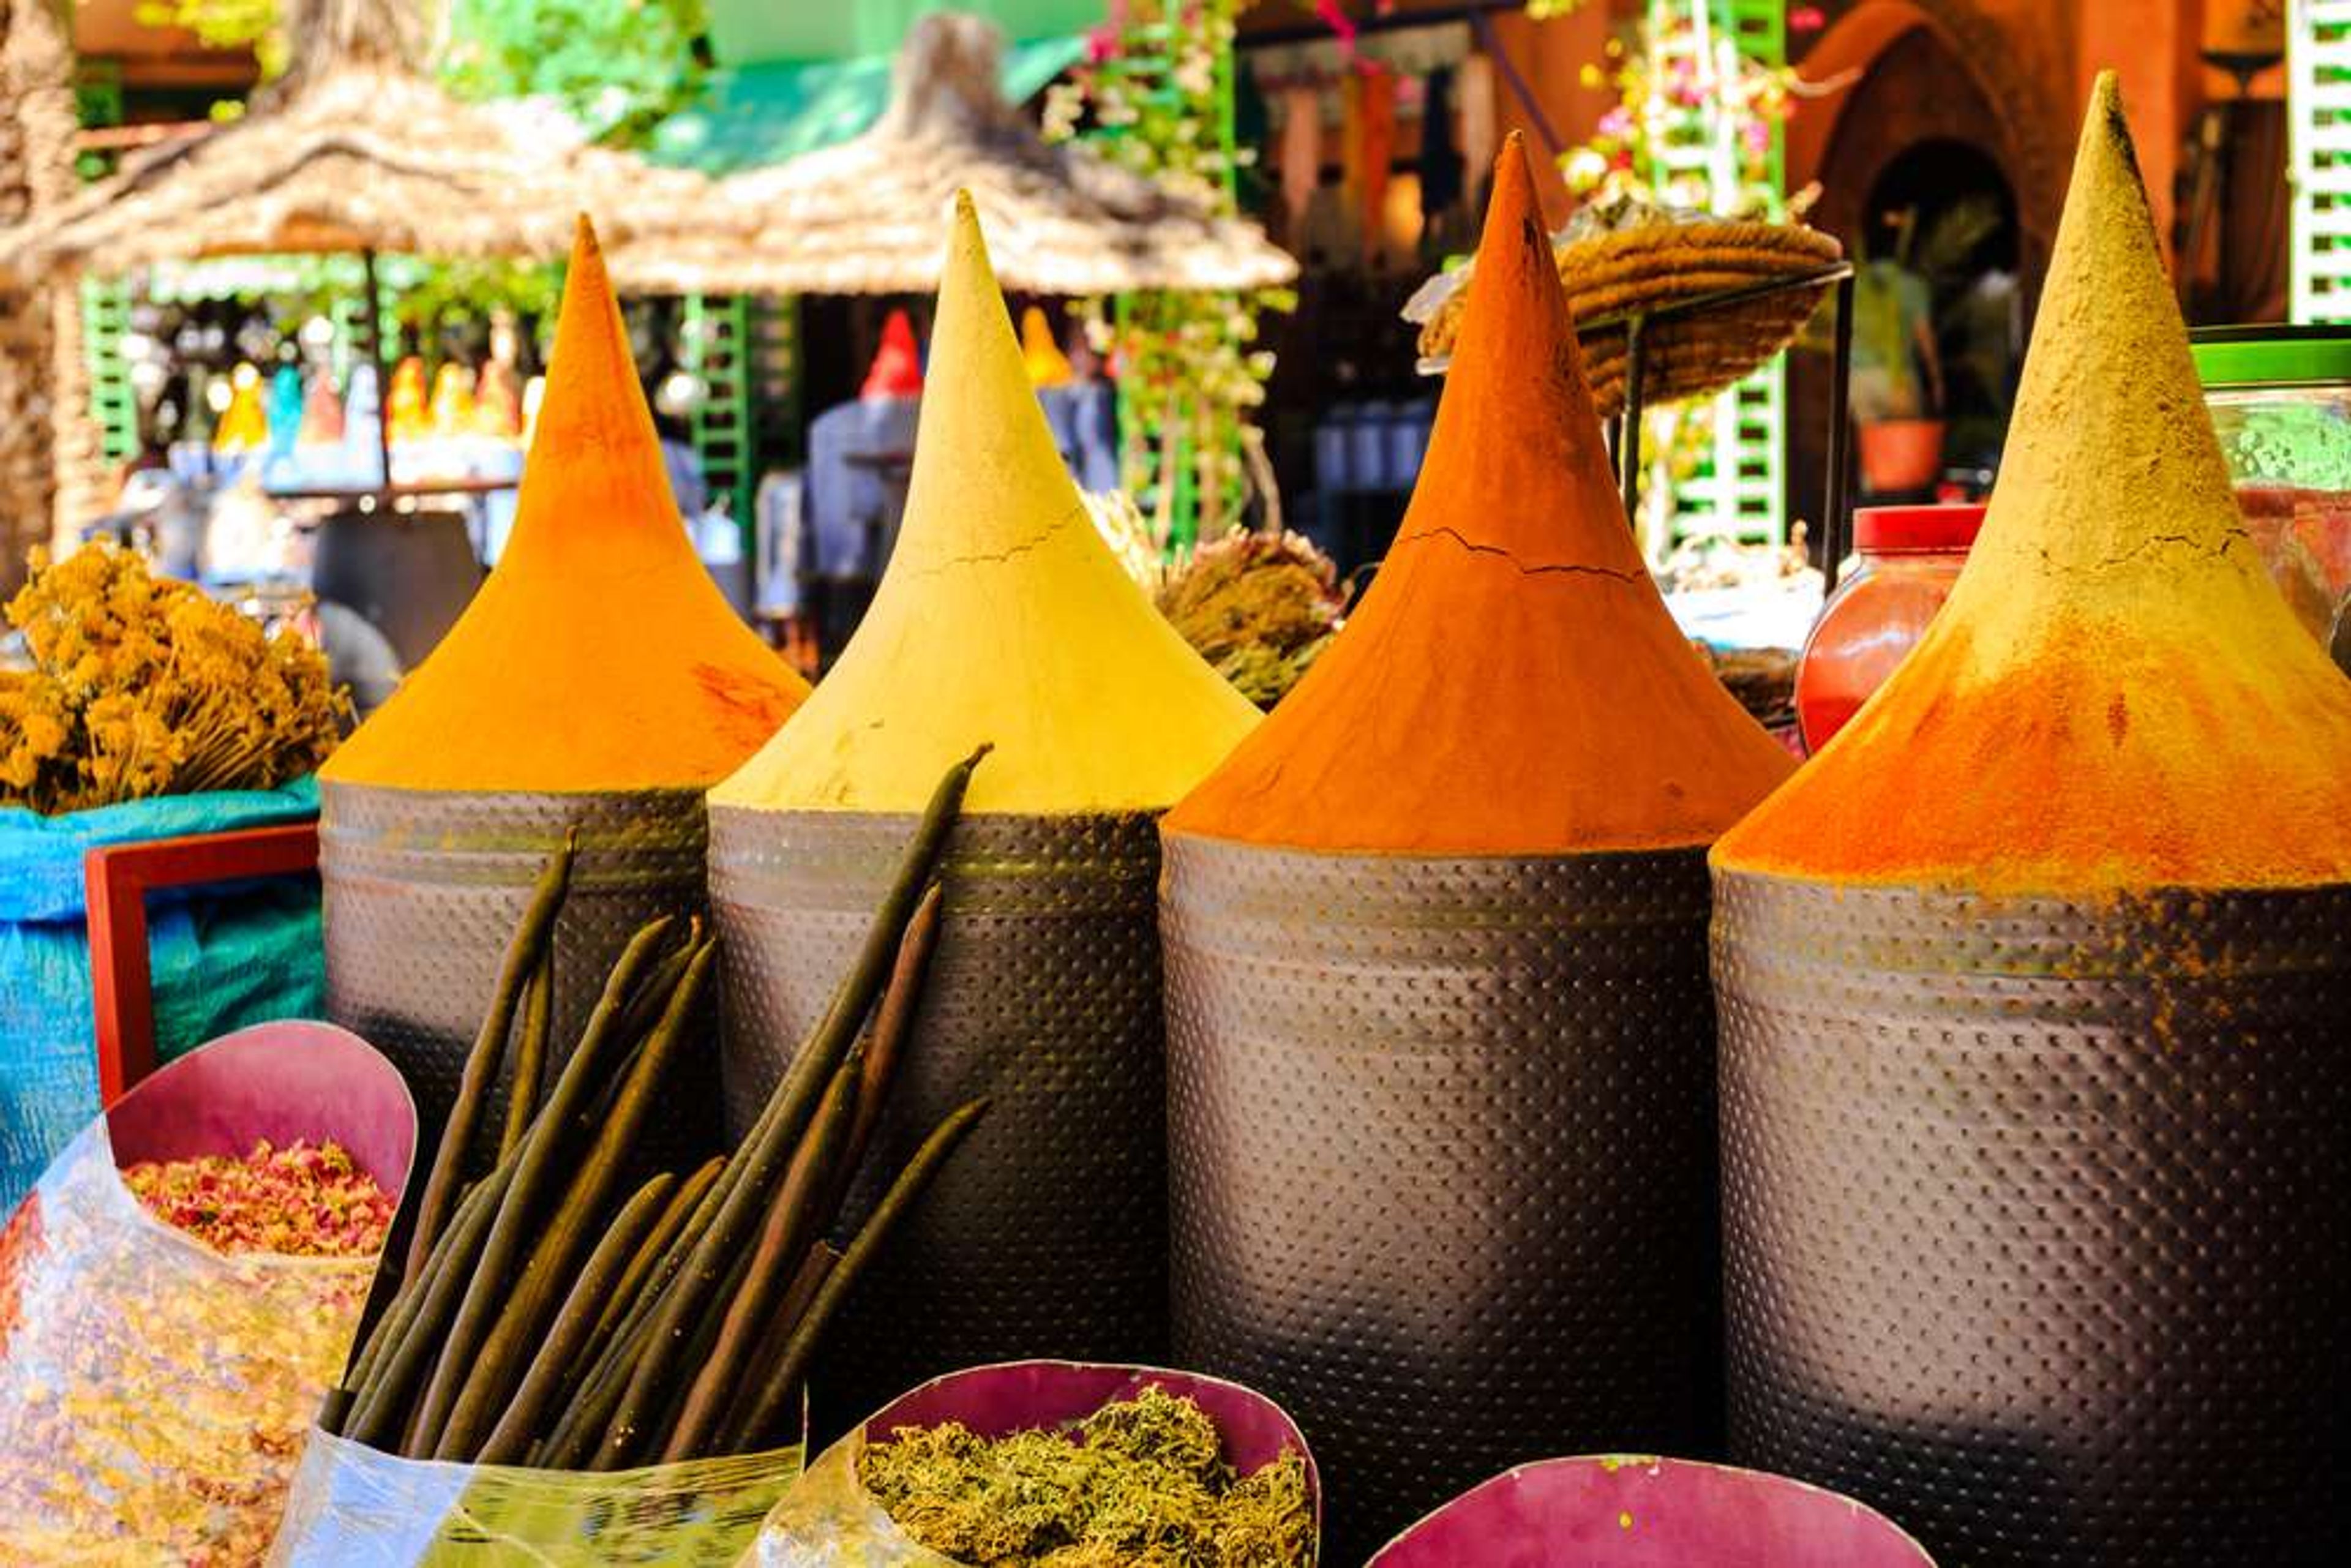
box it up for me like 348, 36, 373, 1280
0, 779, 323, 1212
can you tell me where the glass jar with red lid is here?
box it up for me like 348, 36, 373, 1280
1795, 503, 1985, 754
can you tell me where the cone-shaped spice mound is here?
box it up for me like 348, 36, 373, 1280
1719, 75, 2351, 892
1709, 78, 2351, 1566
1161, 137, 1782, 1561
1168, 144, 1790, 855
323, 218, 806, 793
713, 193, 1256, 814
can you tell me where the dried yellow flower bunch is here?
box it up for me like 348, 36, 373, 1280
1, 545, 346, 815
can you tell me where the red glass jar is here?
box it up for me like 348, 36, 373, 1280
1795, 504, 1985, 754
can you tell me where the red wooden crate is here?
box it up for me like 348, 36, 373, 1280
83, 823, 321, 1103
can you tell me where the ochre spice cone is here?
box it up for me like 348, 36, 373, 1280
324, 217, 805, 793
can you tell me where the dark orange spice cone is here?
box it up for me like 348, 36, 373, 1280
1160, 135, 1792, 1562
1711, 75, 2351, 1566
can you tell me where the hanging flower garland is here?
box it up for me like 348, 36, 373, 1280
1045, 1, 1294, 543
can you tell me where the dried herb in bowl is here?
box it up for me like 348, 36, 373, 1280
862, 1386, 1314, 1567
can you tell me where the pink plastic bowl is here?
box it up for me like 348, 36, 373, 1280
103, 1019, 419, 1202
1370, 1455, 1935, 1567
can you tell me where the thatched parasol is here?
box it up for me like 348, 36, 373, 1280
0, 0, 708, 497
606, 12, 1298, 298
0, 0, 705, 276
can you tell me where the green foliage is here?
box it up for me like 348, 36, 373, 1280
440, 0, 711, 145
1046, 0, 1289, 541
135, 1, 288, 79
1848, 195, 2004, 421
135, 1, 710, 146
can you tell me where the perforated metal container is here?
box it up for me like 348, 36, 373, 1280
1712, 869, 2351, 1566
709, 806, 1169, 1435
1163, 835, 1725, 1564
319, 782, 722, 1178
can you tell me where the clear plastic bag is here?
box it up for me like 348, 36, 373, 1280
0, 1019, 414, 1563
0, 1119, 376, 1563
742, 1361, 1320, 1567
268, 1428, 803, 1566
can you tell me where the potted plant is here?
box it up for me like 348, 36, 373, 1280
1849, 211, 1948, 493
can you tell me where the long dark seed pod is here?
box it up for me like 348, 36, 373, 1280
610, 925, 699, 1049
723, 1099, 989, 1453
662, 1051, 861, 1461
544, 1174, 726, 1461
820, 880, 943, 1223
640, 1285, 733, 1466
400, 917, 677, 1454
342, 1162, 504, 1421
498, 951, 554, 1159
544, 1244, 750, 1470
594, 751, 983, 1466
429, 942, 717, 1459
473, 1171, 675, 1465
347, 1152, 522, 1449
591, 1157, 722, 1357
715, 1244, 838, 1446
335, 1270, 420, 1412
403, 834, 574, 1283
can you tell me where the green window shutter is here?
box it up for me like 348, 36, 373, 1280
2292, 0, 2351, 321
81, 278, 139, 463
1643, 0, 1791, 545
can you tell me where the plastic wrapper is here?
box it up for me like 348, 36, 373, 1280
744, 1360, 1319, 1566
0, 1022, 414, 1564
1369, 1455, 1936, 1567
268, 1431, 804, 1565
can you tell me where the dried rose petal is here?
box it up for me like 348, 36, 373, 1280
121, 1140, 392, 1258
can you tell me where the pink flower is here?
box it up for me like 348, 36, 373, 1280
1314, 0, 1359, 51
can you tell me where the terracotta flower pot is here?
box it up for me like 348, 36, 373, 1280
1856, 418, 1946, 492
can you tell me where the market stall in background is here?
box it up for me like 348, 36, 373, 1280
1, 2, 2347, 1564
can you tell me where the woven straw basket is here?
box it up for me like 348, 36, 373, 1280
1417, 219, 1844, 417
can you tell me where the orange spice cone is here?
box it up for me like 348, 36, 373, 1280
1160, 135, 1791, 1561
1710, 75, 2351, 1566
704, 193, 1258, 1431
318, 217, 807, 1180
1166, 144, 1791, 853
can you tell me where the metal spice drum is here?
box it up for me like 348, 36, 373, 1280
1712, 871, 2351, 1566
319, 782, 722, 1176
709, 806, 1169, 1434
1162, 835, 1724, 1564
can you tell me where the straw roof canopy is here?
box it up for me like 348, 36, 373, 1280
606, 12, 1298, 298
0, 0, 707, 278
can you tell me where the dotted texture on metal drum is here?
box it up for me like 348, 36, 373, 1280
1713, 870, 2351, 1567
320, 782, 723, 1180
709, 806, 1169, 1436
1162, 835, 1723, 1566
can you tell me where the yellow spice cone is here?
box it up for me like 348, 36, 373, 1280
1717, 72, 2351, 893
714, 193, 1258, 814
324, 217, 808, 792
